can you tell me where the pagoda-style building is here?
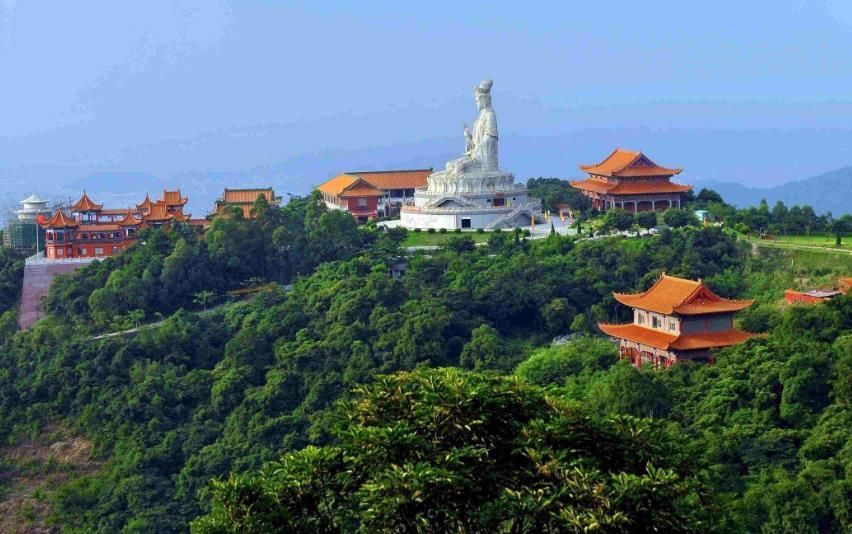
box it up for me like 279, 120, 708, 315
599, 274, 755, 368
213, 188, 282, 219
570, 148, 692, 212
42, 190, 201, 260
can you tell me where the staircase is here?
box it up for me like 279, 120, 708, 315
484, 200, 543, 230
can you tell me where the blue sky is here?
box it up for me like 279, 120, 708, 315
2, 0, 852, 194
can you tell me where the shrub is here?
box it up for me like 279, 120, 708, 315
427, 228, 436, 234
414, 228, 422, 233
454, 228, 462, 233
476, 228, 485, 234
439, 228, 447, 234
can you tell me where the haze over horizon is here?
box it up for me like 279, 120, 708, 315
3, 0, 852, 210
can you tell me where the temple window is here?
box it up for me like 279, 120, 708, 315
652, 316, 662, 329
358, 198, 368, 207
95, 247, 104, 256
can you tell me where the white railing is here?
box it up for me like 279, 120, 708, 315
25, 252, 100, 266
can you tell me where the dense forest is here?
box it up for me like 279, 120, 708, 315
0, 246, 25, 338
0, 192, 850, 532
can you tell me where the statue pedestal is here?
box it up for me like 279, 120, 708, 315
400, 169, 543, 230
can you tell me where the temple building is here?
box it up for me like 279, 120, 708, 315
784, 277, 851, 305
570, 148, 692, 212
316, 169, 431, 222
41, 190, 200, 260
213, 188, 282, 218
599, 274, 755, 368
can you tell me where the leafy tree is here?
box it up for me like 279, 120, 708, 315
541, 297, 576, 336
696, 188, 725, 204
128, 309, 145, 330
193, 368, 709, 533
445, 235, 476, 254
602, 208, 634, 233
526, 177, 591, 214
662, 208, 697, 228
459, 324, 508, 370
516, 337, 617, 386
193, 290, 216, 312
636, 211, 658, 232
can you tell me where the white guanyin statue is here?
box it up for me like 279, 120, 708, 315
426, 79, 513, 195
402, 78, 542, 229
445, 79, 498, 174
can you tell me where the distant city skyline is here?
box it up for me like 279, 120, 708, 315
2, 1, 852, 197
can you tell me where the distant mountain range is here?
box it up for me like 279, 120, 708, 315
692, 167, 852, 215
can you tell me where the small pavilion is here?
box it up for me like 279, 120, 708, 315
599, 273, 755, 367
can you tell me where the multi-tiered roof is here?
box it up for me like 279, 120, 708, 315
599, 274, 755, 353
571, 148, 692, 196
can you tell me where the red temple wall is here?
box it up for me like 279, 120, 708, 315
345, 196, 378, 216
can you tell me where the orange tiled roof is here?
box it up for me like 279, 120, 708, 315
599, 322, 677, 350
137, 194, 154, 212
340, 184, 384, 197
598, 322, 755, 351
118, 212, 141, 226
222, 188, 278, 204
162, 190, 188, 206
317, 174, 358, 196
172, 209, 191, 222
349, 169, 431, 190
72, 191, 103, 212
838, 277, 852, 293
669, 330, 756, 350
142, 202, 171, 222
569, 178, 614, 195
579, 148, 681, 178
42, 210, 79, 228
613, 273, 753, 315
570, 178, 692, 196
317, 175, 383, 197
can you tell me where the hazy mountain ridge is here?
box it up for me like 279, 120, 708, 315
693, 166, 852, 215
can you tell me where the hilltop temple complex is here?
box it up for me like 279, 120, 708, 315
570, 148, 692, 212
599, 274, 755, 367
41, 190, 202, 260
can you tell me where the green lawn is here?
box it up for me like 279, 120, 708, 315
403, 231, 494, 247
746, 233, 852, 252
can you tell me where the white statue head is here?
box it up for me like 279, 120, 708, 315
475, 79, 493, 110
